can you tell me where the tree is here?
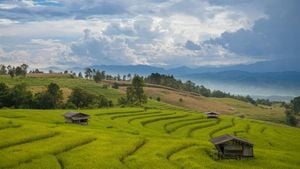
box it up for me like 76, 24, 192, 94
184, 80, 196, 92
256, 99, 272, 106
285, 109, 297, 126
9, 83, 33, 108
291, 96, 300, 114
199, 85, 211, 97
127, 73, 132, 80
68, 88, 95, 108
126, 86, 135, 104
7, 65, 15, 78
126, 75, 147, 105
85, 68, 92, 79
0, 65, 7, 75
118, 97, 127, 106
93, 70, 102, 82
98, 95, 113, 108
33, 83, 63, 109
117, 74, 121, 81
15, 66, 23, 76
78, 72, 83, 78
33, 92, 53, 109
111, 82, 119, 89
101, 71, 106, 80
0, 82, 10, 108
47, 83, 63, 107
20, 64, 28, 76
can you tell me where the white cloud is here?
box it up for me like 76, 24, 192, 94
0, 39, 84, 68
0, 19, 107, 39
0, 3, 18, 9
0, 0, 269, 68
70, 18, 265, 68
0, 19, 19, 26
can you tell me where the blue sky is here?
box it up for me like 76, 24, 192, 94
0, 0, 299, 69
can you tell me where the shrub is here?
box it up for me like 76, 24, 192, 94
102, 84, 109, 89
111, 83, 119, 89
63, 102, 77, 109
68, 88, 96, 108
118, 97, 127, 105
285, 109, 297, 126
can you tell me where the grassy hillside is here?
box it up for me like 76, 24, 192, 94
0, 74, 286, 123
0, 75, 121, 103
120, 86, 285, 123
0, 104, 299, 169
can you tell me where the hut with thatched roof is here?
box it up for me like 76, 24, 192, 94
210, 134, 254, 159
64, 112, 90, 125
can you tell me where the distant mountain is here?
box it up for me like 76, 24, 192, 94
180, 71, 300, 100
90, 65, 167, 75
168, 58, 300, 74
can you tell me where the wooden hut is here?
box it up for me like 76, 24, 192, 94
205, 111, 220, 118
64, 112, 90, 125
210, 134, 254, 159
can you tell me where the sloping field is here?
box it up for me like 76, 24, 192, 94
0, 75, 122, 103
1, 75, 285, 123
0, 106, 299, 169
120, 86, 285, 123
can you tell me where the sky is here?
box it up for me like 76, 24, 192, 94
0, 0, 299, 69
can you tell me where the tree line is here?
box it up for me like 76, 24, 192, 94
1, 64, 134, 85
144, 73, 272, 106
0, 82, 113, 109
0, 64, 29, 77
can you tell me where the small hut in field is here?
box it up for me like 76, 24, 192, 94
210, 134, 254, 159
205, 111, 220, 118
63, 112, 90, 125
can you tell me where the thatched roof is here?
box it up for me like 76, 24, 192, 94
210, 134, 253, 145
64, 112, 89, 118
205, 111, 220, 115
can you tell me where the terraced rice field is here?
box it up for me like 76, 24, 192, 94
0, 107, 299, 169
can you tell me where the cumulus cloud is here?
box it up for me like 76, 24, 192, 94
0, 39, 83, 68
205, 0, 300, 63
70, 17, 264, 67
0, 0, 297, 69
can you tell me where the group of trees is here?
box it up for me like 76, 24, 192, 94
84, 68, 106, 82
0, 83, 32, 108
0, 82, 64, 109
67, 88, 113, 109
285, 96, 300, 126
0, 82, 112, 109
144, 73, 267, 105
79, 68, 132, 82
0, 64, 29, 77
118, 75, 147, 106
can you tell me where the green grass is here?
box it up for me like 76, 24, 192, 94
0, 75, 299, 168
209, 97, 286, 123
0, 75, 121, 103
0, 106, 299, 169
0, 75, 286, 124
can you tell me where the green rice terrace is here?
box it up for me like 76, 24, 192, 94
0, 103, 300, 169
